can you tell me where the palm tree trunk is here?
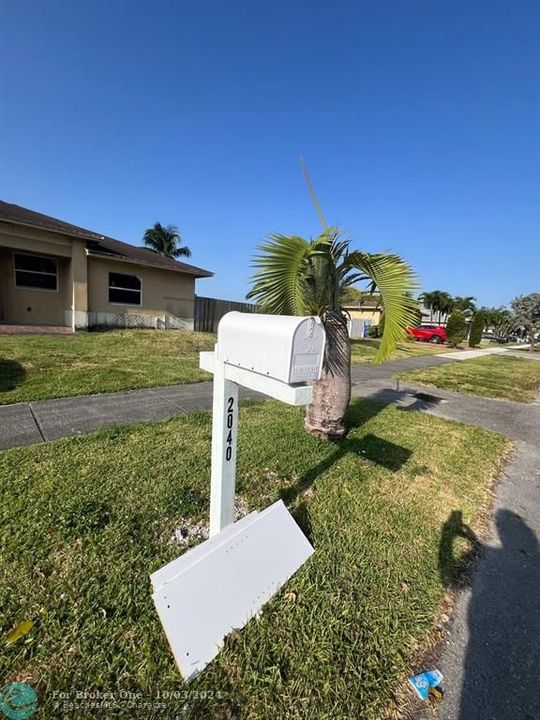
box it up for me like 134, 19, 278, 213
304, 311, 351, 440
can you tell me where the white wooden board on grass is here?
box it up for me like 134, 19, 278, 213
151, 500, 314, 681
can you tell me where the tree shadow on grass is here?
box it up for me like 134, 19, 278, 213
0, 359, 26, 393
282, 397, 412, 508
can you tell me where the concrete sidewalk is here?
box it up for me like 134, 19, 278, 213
0, 383, 262, 449
0, 345, 529, 451
0, 353, 455, 450
419, 440, 540, 720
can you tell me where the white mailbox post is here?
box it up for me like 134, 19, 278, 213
151, 312, 326, 681
200, 312, 326, 536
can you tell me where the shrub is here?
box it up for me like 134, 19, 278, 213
446, 309, 467, 347
367, 325, 379, 338
469, 311, 485, 347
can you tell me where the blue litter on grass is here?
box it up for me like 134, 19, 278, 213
408, 669, 443, 700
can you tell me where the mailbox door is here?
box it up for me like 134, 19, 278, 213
288, 317, 326, 383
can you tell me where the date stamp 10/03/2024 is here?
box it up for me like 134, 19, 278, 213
48, 688, 223, 715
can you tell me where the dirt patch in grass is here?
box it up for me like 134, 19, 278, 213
0, 400, 509, 718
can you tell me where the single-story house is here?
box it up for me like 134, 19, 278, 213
0, 200, 213, 331
342, 300, 383, 326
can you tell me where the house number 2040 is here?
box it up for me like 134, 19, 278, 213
225, 396, 234, 461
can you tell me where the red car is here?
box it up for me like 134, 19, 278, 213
407, 324, 447, 344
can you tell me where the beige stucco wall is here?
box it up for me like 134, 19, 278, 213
0, 239, 71, 326
0, 224, 73, 257
87, 257, 196, 328
0, 220, 198, 329
347, 308, 382, 323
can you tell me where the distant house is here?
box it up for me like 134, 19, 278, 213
342, 300, 383, 326
0, 201, 213, 331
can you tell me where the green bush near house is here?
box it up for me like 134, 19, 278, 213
367, 324, 379, 338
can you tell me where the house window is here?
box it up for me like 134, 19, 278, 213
14, 253, 58, 291
108, 272, 142, 305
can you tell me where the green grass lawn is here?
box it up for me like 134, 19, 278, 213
350, 338, 449, 364
0, 399, 509, 719
0, 331, 452, 406
0, 330, 216, 405
399, 355, 540, 402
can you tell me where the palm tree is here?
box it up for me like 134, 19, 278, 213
419, 291, 438, 322
247, 165, 418, 440
480, 306, 512, 334
143, 222, 191, 258
436, 292, 455, 323
421, 290, 449, 324
453, 296, 477, 315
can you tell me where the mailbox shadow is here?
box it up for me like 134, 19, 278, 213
0, 359, 26, 393
291, 500, 314, 544
281, 402, 412, 508
281, 435, 412, 506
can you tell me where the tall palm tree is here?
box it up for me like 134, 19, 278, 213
419, 291, 438, 322
247, 165, 418, 440
480, 306, 512, 334
435, 292, 455, 323
422, 290, 446, 324
453, 296, 477, 315
143, 222, 191, 258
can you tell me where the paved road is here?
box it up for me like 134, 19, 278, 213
351, 377, 540, 444
416, 440, 540, 720
0, 347, 530, 450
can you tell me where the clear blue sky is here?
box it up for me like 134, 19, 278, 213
1, 0, 538, 306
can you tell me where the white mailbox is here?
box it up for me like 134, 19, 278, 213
151, 312, 325, 682
217, 312, 325, 384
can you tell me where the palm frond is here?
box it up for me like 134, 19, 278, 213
347, 251, 419, 362
301, 158, 328, 231
247, 234, 315, 315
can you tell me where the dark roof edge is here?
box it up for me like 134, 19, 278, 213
0, 202, 213, 278
86, 250, 214, 278
1, 216, 102, 241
